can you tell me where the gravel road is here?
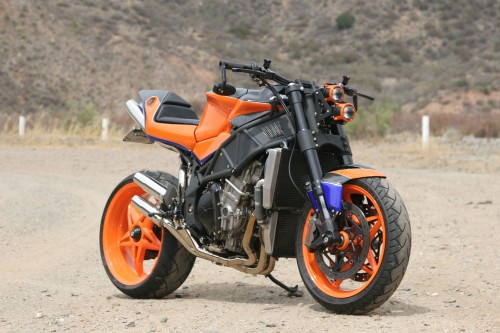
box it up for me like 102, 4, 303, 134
0, 139, 498, 332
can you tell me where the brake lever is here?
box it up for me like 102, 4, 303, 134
356, 92, 375, 101
344, 86, 375, 101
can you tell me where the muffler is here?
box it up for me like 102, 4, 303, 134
125, 100, 145, 129
134, 172, 176, 206
131, 195, 164, 226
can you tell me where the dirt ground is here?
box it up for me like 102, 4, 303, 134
0, 135, 499, 332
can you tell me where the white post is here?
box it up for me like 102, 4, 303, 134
422, 115, 430, 149
101, 118, 110, 140
19, 116, 26, 137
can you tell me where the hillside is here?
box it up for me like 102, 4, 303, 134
1, 0, 499, 135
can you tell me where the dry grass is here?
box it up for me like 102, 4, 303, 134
391, 111, 500, 138
0, 112, 130, 147
352, 133, 500, 174
2, 126, 498, 175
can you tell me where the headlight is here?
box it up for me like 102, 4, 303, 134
334, 103, 356, 122
332, 86, 344, 102
343, 105, 356, 120
325, 84, 344, 102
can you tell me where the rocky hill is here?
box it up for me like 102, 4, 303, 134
1, 0, 499, 135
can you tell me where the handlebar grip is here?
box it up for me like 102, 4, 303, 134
220, 60, 254, 70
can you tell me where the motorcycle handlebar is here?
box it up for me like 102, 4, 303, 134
220, 60, 255, 70
344, 86, 375, 101
220, 59, 292, 85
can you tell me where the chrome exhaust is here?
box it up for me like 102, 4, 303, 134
125, 100, 145, 129
133, 172, 169, 205
131, 195, 164, 227
130, 172, 273, 274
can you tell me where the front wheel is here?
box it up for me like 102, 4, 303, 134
296, 177, 411, 314
100, 171, 195, 298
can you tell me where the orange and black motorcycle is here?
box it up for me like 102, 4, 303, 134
100, 59, 411, 314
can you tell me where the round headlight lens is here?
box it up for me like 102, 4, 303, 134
332, 87, 344, 102
334, 103, 356, 122
325, 84, 345, 102
343, 105, 356, 120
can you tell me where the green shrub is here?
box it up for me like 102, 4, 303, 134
228, 26, 250, 39
77, 102, 97, 126
344, 102, 399, 137
65, 99, 97, 128
344, 107, 367, 137
374, 103, 397, 136
336, 12, 356, 30
455, 78, 468, 88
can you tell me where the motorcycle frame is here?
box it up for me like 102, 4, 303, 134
125, 64, 385, 261
171, 82, 382, 258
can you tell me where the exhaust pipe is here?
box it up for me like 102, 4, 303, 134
131, 194, 259, 268
130, 172, 273, 274
131, 195, 164, 227
133, 172, 174, 206
125, 100, 145, 129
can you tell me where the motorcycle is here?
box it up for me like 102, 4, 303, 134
99, 59, 411, 314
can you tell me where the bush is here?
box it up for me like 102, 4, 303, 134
344, 102, 399, 138
228, 26, 250, 39
65, 99, 97, 128
374, 104, 396, 136
336, 12, 356, 30
77, 102, 97, 126
455, 78, 468, 88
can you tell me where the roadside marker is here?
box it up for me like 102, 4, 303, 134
422, 115, 429, 149
19, 116, 26, 137
102, 118, 110, 140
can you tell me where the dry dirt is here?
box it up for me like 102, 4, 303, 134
0, 136, 499, 332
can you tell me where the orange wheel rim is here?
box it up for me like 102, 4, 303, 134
102, 182, 163, 285
302, 184, 386, 298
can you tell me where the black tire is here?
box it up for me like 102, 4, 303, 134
100, 171, 195, 298
296, 177, 411, 314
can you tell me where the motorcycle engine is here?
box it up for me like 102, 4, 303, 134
198, 161, 263, 254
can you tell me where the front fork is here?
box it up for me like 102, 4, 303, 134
286, 84, 343, 250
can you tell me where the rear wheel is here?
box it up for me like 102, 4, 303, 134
296, 177, 411, 314
100, 171, 195, 298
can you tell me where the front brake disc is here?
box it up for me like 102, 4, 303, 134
315, 202, 370, 280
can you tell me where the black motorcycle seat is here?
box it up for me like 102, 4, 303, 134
139, 90, 200, 125
139, 90, 192, 107
154, 103, 199, 125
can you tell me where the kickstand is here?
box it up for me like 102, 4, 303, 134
265, 274, 303, 297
